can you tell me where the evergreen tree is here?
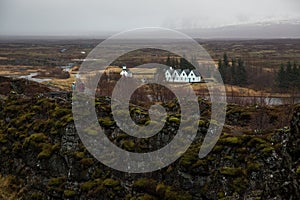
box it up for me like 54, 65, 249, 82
291, 62, 299, 88
231, 58, 236, 84
179, 57, 192, 69
166, 55, 171, 67
223, 53, 231, 83
276, 64, 287, 88
218, 53, 248, 86
223, 53, 229, 68
218, 58, 227, 83
276, 61, 300, 89
237, 58, 247, 86
295, 63, 300, 89
286, 61, 293, 83
175, 58, 179, 68
171, 57, 175, 68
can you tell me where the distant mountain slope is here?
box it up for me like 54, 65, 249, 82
182, 20, 300, 39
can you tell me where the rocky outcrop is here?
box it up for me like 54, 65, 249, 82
0, 76, 54, 97
0, 96, 299, 199
289, 105, 300, 161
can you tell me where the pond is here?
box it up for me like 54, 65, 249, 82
19, 72, 51, 83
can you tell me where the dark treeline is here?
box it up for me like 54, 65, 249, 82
218, 53, 247, 86
165, 55, 197, 70
276, 61, 300, 89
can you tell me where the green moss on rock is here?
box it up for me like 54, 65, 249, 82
220, 136, 240, 145
99, 116, 116, 127
133, 178, 157, 193
261, 146, 274, 153
81, 179, 101, 191
63, 190, 76, 198
80, 158, 94, 167
296, 166, 300, 175
84, 127, 98, 136
232, 177, 249, 193
198, 119, 206, 127
23, 133, 48, 148
37, 143, 53, 159
12, 142, 22, 154
103, 178, 120, 188
122, 140, 135, 151
48, 176, 66, 186
247, 162, 263, 171
219, 167, 247, 176
168, 116, 180, 124
0, 134, 7, 143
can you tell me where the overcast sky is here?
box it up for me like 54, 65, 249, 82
0, 0, 299, 36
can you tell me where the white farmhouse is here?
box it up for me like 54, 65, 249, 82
165, 67, 202, 83
173, 69, 181, 82
165, 68, 174, 82
187, 70, 201, 82
120, 65, 133, 78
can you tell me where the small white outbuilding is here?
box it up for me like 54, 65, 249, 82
120, 65, 133, 78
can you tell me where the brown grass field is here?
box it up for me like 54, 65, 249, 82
0, 39, 299, 95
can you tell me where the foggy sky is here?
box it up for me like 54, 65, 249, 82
0, 0, 299, 36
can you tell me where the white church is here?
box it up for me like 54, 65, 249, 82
120, 65, 133, 78
165, 67, 202, 83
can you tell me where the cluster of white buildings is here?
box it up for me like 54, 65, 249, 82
164, 67, 202, 83
120, 66, 202, 83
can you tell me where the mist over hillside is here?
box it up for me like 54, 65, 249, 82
181, 20, 300, 39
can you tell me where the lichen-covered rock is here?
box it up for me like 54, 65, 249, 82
0, 93, 299, 199
289, 105, 300, 161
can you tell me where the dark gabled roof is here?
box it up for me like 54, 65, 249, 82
174, 69, 182, 74
183, 69, 190, 75
165, 68, 174, 74
192, 70, 201, 76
